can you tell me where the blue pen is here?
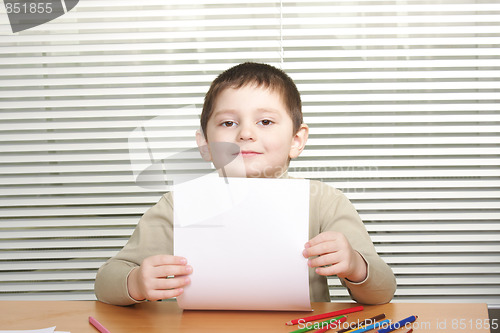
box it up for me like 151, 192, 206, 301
349, 319, 391, 333
376, 315, 418, 333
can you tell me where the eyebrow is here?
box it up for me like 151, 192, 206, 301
212, 109, 237, 116
256, 107, 282, 115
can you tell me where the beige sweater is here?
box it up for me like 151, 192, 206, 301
94, 178, 396, 306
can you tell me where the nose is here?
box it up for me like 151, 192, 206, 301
237, 123, 255, 142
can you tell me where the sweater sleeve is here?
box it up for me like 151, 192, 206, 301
94, 193, 174, 306
314, 181, 396, 304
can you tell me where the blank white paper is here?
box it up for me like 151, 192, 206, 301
173, 174, 311, 311
0, 328, 69, 333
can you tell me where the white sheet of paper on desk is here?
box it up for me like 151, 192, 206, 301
173, 174, 311, 311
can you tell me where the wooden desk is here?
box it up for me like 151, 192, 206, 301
0, 301, 491, 333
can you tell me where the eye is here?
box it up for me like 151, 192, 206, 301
259, 119, 273, 126
221, 121, 236, 127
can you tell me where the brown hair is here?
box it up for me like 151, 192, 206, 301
200, 62, 302, 139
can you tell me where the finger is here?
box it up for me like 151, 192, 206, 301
314, 262, 349, 277
152, 264, 193, 279
154, 275, 191, 291
308, 252, 341, 268
146, 287, 185, 302
303, 241, 341, 258
305, 231, 341, 248
146, 255, 187, 267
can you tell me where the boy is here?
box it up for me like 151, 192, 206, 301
94, 62, 396, 306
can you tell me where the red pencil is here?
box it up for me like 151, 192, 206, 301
313, 316, 348, 333
285, 305, 364, 326
89, 316, 111, 333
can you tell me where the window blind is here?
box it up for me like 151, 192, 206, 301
0, 0, 499, 307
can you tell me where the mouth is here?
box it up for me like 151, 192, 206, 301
235, 150, 263, 157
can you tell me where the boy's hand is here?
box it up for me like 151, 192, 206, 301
127, 255, 192, 302
303, 231, 367, 283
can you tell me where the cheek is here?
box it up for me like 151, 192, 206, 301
264, 137, 292, 157
206, 127, 229, 142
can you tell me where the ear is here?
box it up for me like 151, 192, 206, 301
289, 124, 309, 159
196, 129, 212, 162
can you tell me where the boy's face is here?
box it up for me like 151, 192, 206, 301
197, 84, 308, 178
